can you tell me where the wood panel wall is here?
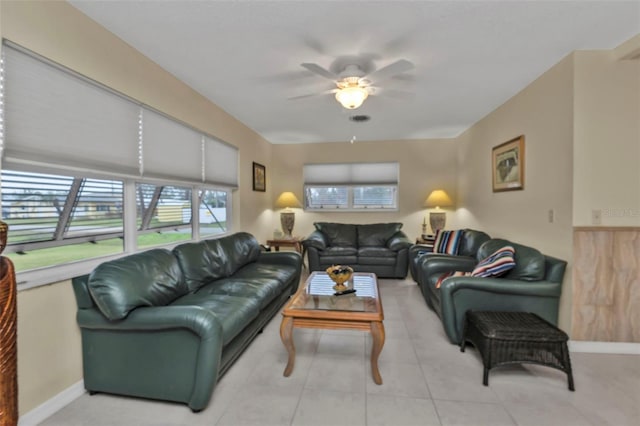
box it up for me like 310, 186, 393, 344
572, 227, 640, 342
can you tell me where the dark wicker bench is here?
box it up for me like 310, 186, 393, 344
461, 311, 575, 391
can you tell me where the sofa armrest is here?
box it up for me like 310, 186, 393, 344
441, 277, 562, 298
387, 231, 412, 251
420, 255, 477, 278
302, 231, 328, 250
439, 277, 562, 344
258, 251, 302, 268
77, 305, 223, 341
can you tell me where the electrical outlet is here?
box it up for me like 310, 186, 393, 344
592, 209, 602, 225
548, 209, 555, 223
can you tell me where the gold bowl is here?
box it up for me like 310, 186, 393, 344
326, 265, 354, 292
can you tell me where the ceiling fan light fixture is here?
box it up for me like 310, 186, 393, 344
335, 86, 369, 109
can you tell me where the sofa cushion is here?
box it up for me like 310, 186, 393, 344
314, 222, 357, 247
88, 249, 187, 321
471, 246, 516, 278
357, 223, 403, 247
458, 229, 492, 257
477, 239, 545, 281
358, 247, 397, 258
434, 229, 463, 255
170, 293, 260, 346
358, 250, 398, 266
173, 232, 261, 291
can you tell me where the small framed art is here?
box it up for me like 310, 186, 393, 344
252, 162, 266, 192
492, 135, 525, 192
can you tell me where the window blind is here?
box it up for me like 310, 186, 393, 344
2, 45, 140, 177
303, 162, 399, 185
141, 108, 203, 182
204, 136, 239, 187
1, 42, 239, 188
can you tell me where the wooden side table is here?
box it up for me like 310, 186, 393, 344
266, 237, 303, 254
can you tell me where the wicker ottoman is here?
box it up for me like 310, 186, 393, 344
461, 311, 575, 391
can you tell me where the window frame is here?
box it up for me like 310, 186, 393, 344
1, 169, 234, 290
304, 184, 398, 212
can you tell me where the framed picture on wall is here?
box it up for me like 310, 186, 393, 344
492, 135, 525, 192
252, 162, 266, 192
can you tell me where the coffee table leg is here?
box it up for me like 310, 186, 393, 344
280, 316, 295, 377
370, 321, 385, 385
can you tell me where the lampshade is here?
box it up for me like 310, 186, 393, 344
275, 192, 302, 209
424, 190, 454, 209
335, 86, 369, 109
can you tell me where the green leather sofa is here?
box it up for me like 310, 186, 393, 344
303, 222, 412, 278
408, 228, 491, 285
418, 238, 567, 344
72, 232, 302, 411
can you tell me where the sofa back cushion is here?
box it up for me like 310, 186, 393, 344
357, 223, 403, 247
88, 249, 187, 320
314, 222, 357, 247
173, 232, 261, 292
458, 229, 492, 257
477, 239, 545, 281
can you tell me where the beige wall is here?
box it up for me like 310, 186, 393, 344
0, 0, 274, 414
271, 139, 459, 239
573, 49, 640, 226
455, 54, 575, 331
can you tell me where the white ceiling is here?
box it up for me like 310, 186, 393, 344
69, 0, 640, 144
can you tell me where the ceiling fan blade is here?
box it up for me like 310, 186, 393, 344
301, 63, 338, 81
365, 59, 414, 83
288, 88, 337, 100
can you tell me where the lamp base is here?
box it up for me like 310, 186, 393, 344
280, 211, 295, 239
429, 212, 446, 234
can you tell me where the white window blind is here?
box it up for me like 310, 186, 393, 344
141, 108, 203, 182
204, 136, 239, 187
1, 42, 239, 188
303, 162, 399, 185
2, 44, 140, 177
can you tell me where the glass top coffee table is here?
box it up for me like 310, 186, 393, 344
280, 271, 385, 384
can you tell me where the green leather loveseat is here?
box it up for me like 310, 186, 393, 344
418, 238, 567, 344
303, 222, 412, 278
72, 232, 302, 411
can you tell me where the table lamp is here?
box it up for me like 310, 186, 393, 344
275, 191, 302, 239
424, 190, 453, 233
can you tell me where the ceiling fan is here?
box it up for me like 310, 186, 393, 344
293, 59, 414, 109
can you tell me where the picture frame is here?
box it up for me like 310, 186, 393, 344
252, 162, 266, 192
492, 135, 525, 192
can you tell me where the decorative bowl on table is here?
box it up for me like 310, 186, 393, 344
326, 265, 353, 292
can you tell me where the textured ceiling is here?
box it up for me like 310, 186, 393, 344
69, 0, 640, 144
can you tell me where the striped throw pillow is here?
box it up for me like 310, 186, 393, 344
471, 246, 516, 278
434, 229, 463, 255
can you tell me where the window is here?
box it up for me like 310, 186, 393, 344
136, 183, 192, 248
303, 162, 399, 211
199, 189, 228, 237
1, 170, 124, 271
0, 42, 237, 283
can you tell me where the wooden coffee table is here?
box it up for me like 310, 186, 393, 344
280, 271, 385, 384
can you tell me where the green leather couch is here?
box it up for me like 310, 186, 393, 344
303, 222, 412, 278
408, 229, 491, 285
418, 238, 567, 344
72, 232, 302, 411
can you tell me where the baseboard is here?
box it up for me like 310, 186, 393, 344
569, 340, 640, 355
18, 380, 85, 426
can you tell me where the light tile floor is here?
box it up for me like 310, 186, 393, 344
41, 277, 640, 426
